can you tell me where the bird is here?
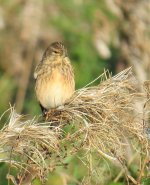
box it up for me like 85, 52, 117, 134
34, 42, 75, 115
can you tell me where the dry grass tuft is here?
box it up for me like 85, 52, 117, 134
0, 68, 149, 184
47, 67, 149, 159
0, 108, 61, 184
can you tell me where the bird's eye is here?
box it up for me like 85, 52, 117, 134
53, 50, 59, 54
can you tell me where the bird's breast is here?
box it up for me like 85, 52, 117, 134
35, 68, 74, 109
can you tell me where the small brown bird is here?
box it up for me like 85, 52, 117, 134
34, 42, 75, 114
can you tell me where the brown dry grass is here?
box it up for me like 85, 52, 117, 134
0, 68, 149, 185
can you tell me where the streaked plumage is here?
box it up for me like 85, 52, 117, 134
34, 42, 75, 112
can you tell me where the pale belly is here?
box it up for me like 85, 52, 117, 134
35, 71, 74, 109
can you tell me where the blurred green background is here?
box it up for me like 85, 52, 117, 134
0, 0, 150, 184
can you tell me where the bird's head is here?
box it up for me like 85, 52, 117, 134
42, 42, 67, 62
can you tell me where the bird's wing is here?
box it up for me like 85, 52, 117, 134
34, 62, 43, 79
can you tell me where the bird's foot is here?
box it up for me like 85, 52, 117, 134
45, 108, 61, 121
42, 109, 48, 117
